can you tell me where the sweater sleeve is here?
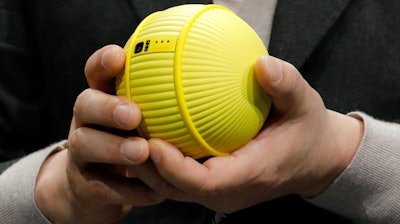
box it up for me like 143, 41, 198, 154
0, 140, 67, 224
307, 112, 400, 223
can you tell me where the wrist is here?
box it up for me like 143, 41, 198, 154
300, 110, 364, 197
35, 149, 71, 223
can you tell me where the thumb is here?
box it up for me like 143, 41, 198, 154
254, 55, 311, 114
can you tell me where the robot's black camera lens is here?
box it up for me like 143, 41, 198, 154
134, 42, 144, 54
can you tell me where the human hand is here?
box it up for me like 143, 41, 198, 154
35, 45, 162, 223
132, 55, 364, 213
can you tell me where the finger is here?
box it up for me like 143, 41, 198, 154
84, 44, 125, 94
147, 139, 243, 200
254, 55, 312, 114
73, 88, 141, 130
127, 160, 173, 201
68, 127, 149, 165
66, 157, 162, 206
149, 139, 209, 188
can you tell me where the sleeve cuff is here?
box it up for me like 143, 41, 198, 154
307, 112, 400, 223
0, 140, 67, 224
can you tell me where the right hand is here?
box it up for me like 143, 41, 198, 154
34, 45, 163, 223
130, 55, 363, 214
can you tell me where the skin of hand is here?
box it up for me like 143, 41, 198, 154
34, 44, 364, 222
34, 45, 163, 224
129, 55, 364, 214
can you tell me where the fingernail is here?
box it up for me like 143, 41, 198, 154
121, 140, 144, 163
101, 47, 116, 70
265, 56, 283, 83
114, 104, 133, 127
150, 142, 161, 164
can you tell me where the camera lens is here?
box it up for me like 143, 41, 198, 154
134, 42, 144, 54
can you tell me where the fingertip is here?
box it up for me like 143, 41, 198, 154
148, 138, 183, 164
255, 54, 317, 116
148, 139, 164, 164
255, 55, 283, 91
101, 44, 125, 74
113, 100, 142, 129
148, 139, 209, 193
85, 44, 125, 93
120, 137, 149, 165
255, 55, 304, 98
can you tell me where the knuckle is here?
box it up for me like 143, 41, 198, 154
282, 62, 301, 91
73, 89, 92, 118
194, 178, 220, 196
86, 180, 112, 200
68, 128, 85, 161
154, 181, 179, 198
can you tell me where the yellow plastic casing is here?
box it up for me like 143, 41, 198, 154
116, 4, 271, 159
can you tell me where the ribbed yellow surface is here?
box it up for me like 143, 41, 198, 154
116, 4, 271, 158
180, 8, 270, 154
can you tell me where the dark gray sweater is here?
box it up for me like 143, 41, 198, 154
1, 0, 400, 223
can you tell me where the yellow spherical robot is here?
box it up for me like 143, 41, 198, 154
116, 4, 271, 159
